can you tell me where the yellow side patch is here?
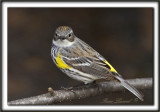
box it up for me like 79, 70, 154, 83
56, 53, 71, 69
104, 60, 118, 73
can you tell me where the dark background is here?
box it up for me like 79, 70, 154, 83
8, 8, 153, 105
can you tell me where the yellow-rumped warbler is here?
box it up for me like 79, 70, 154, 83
51, 26, 144, 101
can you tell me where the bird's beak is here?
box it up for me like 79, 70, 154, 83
59, 36, 66, 40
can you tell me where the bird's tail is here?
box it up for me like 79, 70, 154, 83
115, 75, 144, 101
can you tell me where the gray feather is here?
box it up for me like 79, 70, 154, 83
116, 76, 144, 101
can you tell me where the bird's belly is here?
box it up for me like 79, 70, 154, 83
60, 68, 97, 84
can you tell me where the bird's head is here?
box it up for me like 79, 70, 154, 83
52, 26, 75, 47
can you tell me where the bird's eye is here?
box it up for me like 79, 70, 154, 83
68, 33, 72, 37
67, 33, 74, 42
53, 33, 58, 41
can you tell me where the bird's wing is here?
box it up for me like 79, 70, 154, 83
60, 48, 116, 80
63, 57, 110, 79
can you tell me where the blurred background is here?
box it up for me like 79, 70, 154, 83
8, 8, 153, 105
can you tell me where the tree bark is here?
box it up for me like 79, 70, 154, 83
8, 77, 152, 105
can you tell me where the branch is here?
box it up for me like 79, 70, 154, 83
8, 77, 152, 105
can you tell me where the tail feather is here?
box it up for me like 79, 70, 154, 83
116, 76, 144, 101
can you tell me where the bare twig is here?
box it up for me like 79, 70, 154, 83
48, 87, 54, 96
8, 77, 152, 105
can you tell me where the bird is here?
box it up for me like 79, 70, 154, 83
51, 26, 144, 101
